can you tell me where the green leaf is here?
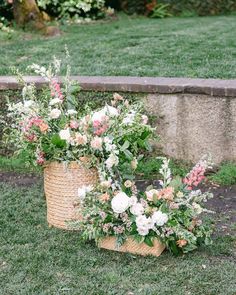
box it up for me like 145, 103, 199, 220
120, 140, 130, 151
123, 149, 133, 160
144, 236, 154, 247
51, 134, 66, 148
169, 176, 183, 191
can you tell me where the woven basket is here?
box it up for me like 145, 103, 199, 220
99, 237, 165, 257
44, 160, 98, 230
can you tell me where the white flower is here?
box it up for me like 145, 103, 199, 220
135, 215, 154, 236
129, 195, 138, 206
49, 98, 62, 105
78, 185, 93, 200
67, 109, 78, 115
192, 202, 203, 214
49, 108, 61, 119
141, 115, 148, 124
111, 192, 130, 214
92, 110, 106, 122
105, 154, 119, 169
100, 180, 112, 188
152, 211, 168, 226
91, 136, 103, 150
103, 105, 119, 117
131, 158, 138, 170
24, 100, 34, 108
59, 128, 70, 141
130, 203, 144, 216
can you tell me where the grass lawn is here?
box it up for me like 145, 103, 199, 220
1, 15, 236, 78
0, 158, 236, 294
0, 182, 236, 295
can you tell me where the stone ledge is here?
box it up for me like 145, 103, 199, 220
0, 76, 236, 97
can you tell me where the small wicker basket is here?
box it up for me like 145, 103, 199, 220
44, 160, 98, 230
99, 237, 165, 257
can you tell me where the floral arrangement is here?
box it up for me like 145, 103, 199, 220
76, 157, 214, 255
6, 55, 155, 184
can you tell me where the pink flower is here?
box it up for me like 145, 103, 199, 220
25, 133, 37, 142
69, 120, 79, 129
74, 133, 87, 145
36, 151, 45, 165
50, 79, 63, 101
183, 161, 207, 189
113, 225, 125, 234
90, 136, 103, 150
141, 115, 148, 124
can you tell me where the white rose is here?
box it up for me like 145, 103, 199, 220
24, 100, 34, 108
111, 192, 130, 214
59, 128, 70, 141
103, 105, 119, 117
130, 202, 144, 216
67, 109, 78, 115
136, 215, 154, 236
152, 211, 168, 227
129, 195, 138, 206
92, 110, 106, 122
50, 108, 61, 119
78, 185, 93, 200
105, 154, 119, 169
137, 226, 149, 236
49, 98, 62, 105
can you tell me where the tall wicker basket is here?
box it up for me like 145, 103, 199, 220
99, 237, 165, 257
44, 161, 98, 230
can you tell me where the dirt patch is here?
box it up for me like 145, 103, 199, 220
0, 171, 42, 187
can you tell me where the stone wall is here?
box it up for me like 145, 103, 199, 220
145, 94, 236, 164
1, 76, 235, 164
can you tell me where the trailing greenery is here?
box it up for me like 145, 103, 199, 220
1, 15, 236, 78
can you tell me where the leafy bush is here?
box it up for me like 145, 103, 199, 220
37, 0, 106, 19
159, 0, 236, 16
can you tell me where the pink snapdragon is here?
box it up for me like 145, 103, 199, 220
36, 151, 45, 165
93, 119, 108, 136
183, 160, 208, 189
25, 133, 37, 142
50, 79, 63, 100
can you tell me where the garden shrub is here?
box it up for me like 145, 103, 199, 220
159, 0, 236, 16
37, 0, 106, 19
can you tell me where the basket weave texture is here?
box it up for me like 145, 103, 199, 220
99, 237, 165, 257
44, 161, 98, 229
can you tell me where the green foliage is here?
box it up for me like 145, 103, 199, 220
150, 3, 172, 18
120, 0, 148, 15
159, 0, 236, 16
136, 157, 191, 179
37, 0, 106, 19
209, 162, 236, 186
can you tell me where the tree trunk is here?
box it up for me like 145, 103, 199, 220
13, 0, 45, 29
12, 0, 60, 36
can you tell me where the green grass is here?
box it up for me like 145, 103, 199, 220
1, 14, 236, 78
0, 182, 235, 295
209, 162, 236, 186
137, 157, 191, 179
